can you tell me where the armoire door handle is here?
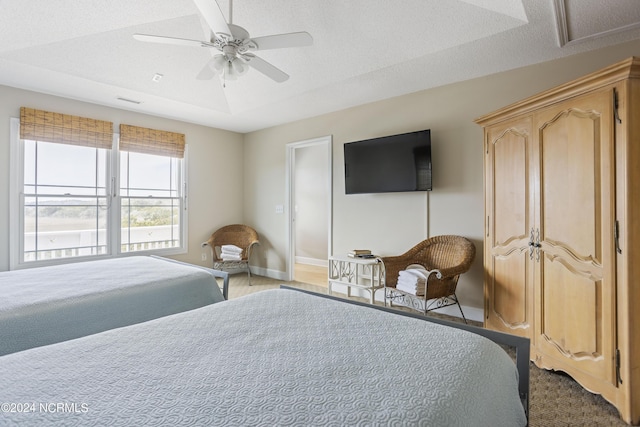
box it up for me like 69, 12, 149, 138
529, 227, 541, 261
614, 221, 622, 254
529, 227, 535, 260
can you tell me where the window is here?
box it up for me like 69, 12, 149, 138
120, 151, 182, 253
10, 109, 187, 269
22, 139, 110, 262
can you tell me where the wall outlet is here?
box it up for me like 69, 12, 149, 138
201, 253, 207, 261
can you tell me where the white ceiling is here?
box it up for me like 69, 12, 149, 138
1, 0, 639, 133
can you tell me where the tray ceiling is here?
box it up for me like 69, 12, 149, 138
1, 0, 639, 132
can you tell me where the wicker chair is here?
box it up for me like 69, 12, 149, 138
381, 235, 475, 323
201, 224, 260, 293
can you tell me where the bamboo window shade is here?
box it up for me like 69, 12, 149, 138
19, 107, 113, 149
119, 124, 185, 158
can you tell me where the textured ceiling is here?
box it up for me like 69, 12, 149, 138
1, 0, 639, 133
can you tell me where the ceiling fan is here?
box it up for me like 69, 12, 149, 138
133, 0, 313, 86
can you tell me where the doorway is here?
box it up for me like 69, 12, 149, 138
285, 136, 332, 284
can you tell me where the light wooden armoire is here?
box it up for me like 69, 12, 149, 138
475, 57, 640, 425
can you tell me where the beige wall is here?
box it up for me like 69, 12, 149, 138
0, 86, 244, 271
243, 39, 640, 312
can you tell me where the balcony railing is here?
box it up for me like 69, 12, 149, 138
24, 225, 179, 262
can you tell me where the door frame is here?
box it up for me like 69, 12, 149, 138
285, 135, 333, 281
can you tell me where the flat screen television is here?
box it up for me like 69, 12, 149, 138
344, 129, 432, 194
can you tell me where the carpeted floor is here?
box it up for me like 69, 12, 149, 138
224, 273, 628, 426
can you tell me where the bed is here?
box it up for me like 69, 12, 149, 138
0, 287, 528, 426
0, 256, 227, 356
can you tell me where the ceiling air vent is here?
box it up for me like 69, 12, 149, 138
116, 97, 142, 104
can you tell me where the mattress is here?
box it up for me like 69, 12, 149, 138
0, 256, 225, 356
0, 289, 526, 426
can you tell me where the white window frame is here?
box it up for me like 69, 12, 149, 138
9, 118, 188, 270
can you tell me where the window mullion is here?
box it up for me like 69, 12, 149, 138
94, 147, 99, 256
110, 134, 120, 257
34, 141, 39, 260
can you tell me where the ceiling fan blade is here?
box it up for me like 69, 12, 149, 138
251, 32, 313, 51
192, 0, 232, 39
133, 34, 213, 48
245, 55, 289, 83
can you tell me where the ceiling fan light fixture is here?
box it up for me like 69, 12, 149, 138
223, 61, 238, 80
231, 57, 248, 76
212, 54, 227, 73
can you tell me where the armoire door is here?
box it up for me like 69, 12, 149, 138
533, 88, 617, 390
484, 117, 535, 338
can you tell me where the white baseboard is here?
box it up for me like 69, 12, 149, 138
294, 257, 328, 267
250, 266, 288, 281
